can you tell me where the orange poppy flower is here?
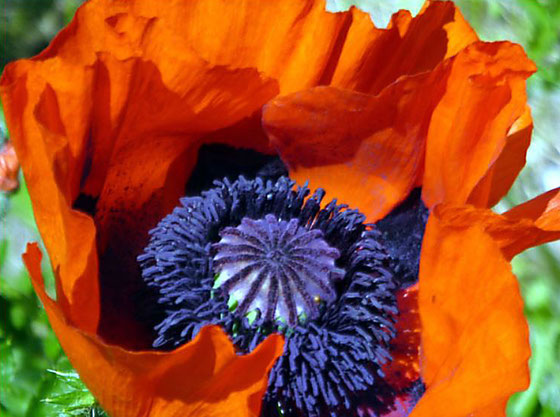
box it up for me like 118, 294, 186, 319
2, 0, 559, 416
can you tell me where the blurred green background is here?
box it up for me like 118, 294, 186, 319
1, 0, 559, 416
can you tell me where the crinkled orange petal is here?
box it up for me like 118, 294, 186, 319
331, 0, 478, 94
467, 106, 533, 207
411, 211, 530, 417
23, 243, 284, 417
97, 0, 351, 96
433, 192, 560, 260
262, 67, 450, 222
50, 0, 472, 98
422, 41, 536, 208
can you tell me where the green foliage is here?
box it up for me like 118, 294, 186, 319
41, 370, 108, 417
0, 0, 84, 70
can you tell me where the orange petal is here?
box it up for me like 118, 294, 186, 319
505, 187, 560, 231
0, 70, 100, 332
23, 243, 284, 417
433, 194, 560, 260
422, 41, 536, 208
75, 0, 478, 98
411, 211, 530, 417
55, 0, 472, 99
331, 0, 478, 94
467, 106, 533, 207
101, 0, 351, 95
263, 69, 448, 222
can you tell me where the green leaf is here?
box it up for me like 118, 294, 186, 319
39, 368, 109, 417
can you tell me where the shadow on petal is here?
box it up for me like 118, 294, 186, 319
263, 71, 448, 222
468, 107, 533, 208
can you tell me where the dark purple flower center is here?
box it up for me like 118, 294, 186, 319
138, 150, 428, 417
